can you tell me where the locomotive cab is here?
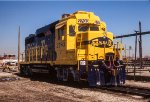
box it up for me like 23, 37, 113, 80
55, 11, 114, 63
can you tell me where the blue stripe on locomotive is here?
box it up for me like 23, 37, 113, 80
25, 21, 59, 62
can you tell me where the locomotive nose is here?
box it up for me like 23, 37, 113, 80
86, 32, 113, 61
77, 31, 113, 61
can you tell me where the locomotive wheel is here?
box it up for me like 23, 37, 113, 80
63, 69, 68, 81
68, 72, 74, 83
26, 66, 33, 77
20, 65, 26, 76
49, 68, 57, 80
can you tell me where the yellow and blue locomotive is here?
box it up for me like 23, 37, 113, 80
20, 11, 126, 86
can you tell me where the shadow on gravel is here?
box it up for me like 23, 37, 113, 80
14, 73, 90, 89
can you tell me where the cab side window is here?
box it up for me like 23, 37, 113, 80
58, 25, 65, 40
69, 25, 75, 36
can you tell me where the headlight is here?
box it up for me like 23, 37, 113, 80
80, 60, 86, 65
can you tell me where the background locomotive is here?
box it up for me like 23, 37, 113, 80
20, 11, 125, 86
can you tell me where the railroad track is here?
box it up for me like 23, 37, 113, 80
95, 86, 150, 99
85, 86, 150, 99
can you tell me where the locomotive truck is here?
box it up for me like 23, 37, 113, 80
20, 11, 126, 86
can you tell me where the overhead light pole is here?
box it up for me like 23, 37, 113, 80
18, 26, 20, 70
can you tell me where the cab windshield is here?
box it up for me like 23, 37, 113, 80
78, 25, 99, 32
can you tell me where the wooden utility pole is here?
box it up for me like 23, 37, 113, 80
134, 31, 138, 81
18, 26, 20, 70
139, 21, 143, 69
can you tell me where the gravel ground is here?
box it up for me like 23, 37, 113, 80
0, 75, 149, 102
0, 67, 149, 102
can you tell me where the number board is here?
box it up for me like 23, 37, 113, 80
78, 19, 88, 23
